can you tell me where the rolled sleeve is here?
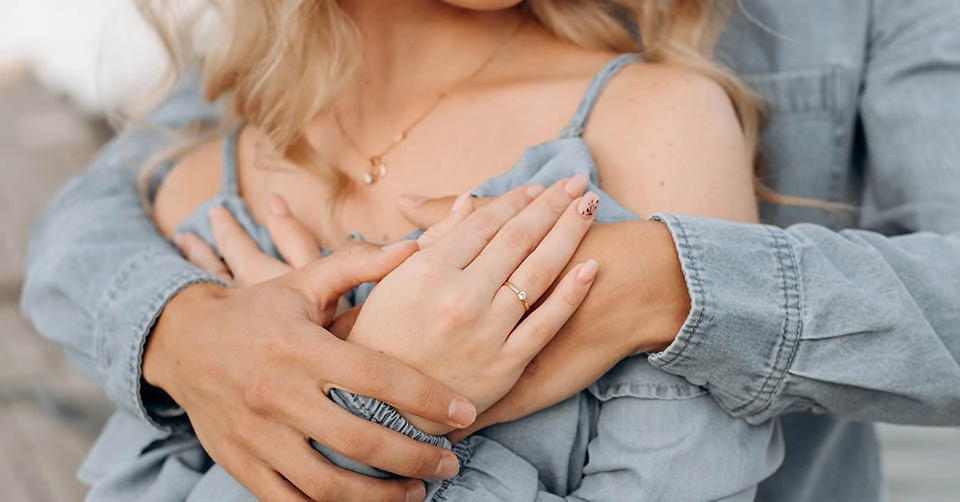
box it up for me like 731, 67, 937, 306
648, 214, 804, 423
98, 252, 224, 431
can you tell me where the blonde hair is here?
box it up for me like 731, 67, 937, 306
136, 0, 807, 218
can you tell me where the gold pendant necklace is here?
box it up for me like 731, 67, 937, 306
336, 18, 525, 185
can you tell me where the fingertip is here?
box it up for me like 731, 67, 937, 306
576, 258, 599, 283
267, 194, 290, 216
406, 480, 427, 502
448, 398, 478, 428
451, 190, 472, 215
172, 232, 186, 248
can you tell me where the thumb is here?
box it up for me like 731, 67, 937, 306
290, 240, 419, 307
397, 194, 459, 229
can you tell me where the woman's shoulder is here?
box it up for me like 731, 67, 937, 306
584, 61, 758, 222
152, 136, 226, 238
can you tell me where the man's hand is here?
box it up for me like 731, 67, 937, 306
144, 243, 475, 502
399, 193, 690, 441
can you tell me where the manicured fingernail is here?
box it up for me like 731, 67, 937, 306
406, 481, 427, 502
564, 174, 588, 197
172, 233, 185, 247
577, 192, 600, 217
525, 183, 545, 198
399, 194, 428, 207
577, 259, 599, 283
267, 194, 289, 216
435, 453, 460, 479
451, 191, 472, 215
448, 398, 477, 427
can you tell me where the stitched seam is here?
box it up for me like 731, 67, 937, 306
726, 227, 801, 417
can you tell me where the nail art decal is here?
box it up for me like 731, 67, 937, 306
578, 192, 600, 217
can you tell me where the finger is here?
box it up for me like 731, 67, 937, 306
427, 185, 540, 269
397, 194, 456, 229
504, 259, 598, 363
266, 194, 322, 268
246, 363, 463, 479
466, 175, 589, 297
398, 193, 495, 230
328, 305, 361, 340
209, 205, 289, 284
267, 433, 427, 502
490, 192, 598, 318
216, 454, 308, 502
290, 240, 418, 307
173, 232, 233, 283
416, 191, 476, 249
302, 334, 477, 430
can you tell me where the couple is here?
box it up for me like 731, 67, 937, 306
22, 0, 960, 501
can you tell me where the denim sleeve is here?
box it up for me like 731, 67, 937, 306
430, 388, 782, 501
20, 71, 223, 432
646, 0, 960, 426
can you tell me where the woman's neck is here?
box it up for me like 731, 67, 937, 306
338, 1, 526, 104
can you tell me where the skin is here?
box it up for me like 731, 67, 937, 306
148, 0, 759, 500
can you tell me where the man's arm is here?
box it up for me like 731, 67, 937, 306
20, 72, 222, 430
650, 0, 960, 424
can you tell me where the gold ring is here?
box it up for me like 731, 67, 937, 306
503, 281, 529, 311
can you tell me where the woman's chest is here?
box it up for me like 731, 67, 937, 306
239, 83, 591, 245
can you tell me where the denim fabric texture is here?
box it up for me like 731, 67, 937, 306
21, 1, 960, 500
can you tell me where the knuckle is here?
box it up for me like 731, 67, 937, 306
522, 264, 555, 293
401, 448, 436, 477
501, 224, 537, 255
302, 475, 338, 501
529, 319, 557, 346
470, 211, 502, 238
332, 425, 376, 460
347, 353, 387, 386
243, 374, 282, 414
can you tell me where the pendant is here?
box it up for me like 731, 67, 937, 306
363, 157, 388, 185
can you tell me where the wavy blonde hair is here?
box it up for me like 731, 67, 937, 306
137, 0, 799, 216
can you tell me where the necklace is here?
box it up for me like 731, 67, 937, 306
336, 19, 525, 185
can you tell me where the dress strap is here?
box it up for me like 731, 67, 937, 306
559, 54, 644, 139
219, 128, 242, 196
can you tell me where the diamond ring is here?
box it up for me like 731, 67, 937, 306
502, 281, 530, 312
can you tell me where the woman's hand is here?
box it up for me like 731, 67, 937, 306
398, 192, 689, 442
349, 177, 601, 434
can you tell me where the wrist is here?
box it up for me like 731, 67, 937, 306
633, 221, 689, 354
142, 282, 227, 396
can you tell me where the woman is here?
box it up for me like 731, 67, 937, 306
40, 0, 780, 500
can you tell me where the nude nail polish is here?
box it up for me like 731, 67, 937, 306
578, 192, 600, 217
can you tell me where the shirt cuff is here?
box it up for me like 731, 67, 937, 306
95, 250, 223, 433
647, 214, 804, 423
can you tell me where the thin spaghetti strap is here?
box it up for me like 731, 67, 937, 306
219, 128, 242, 196
559, 54, 644, 139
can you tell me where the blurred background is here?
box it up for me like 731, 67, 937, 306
0, 1, 958, 501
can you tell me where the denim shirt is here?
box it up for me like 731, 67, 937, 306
21, 1, 960, 501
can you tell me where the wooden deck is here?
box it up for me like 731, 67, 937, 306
0, 75, 957, 502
